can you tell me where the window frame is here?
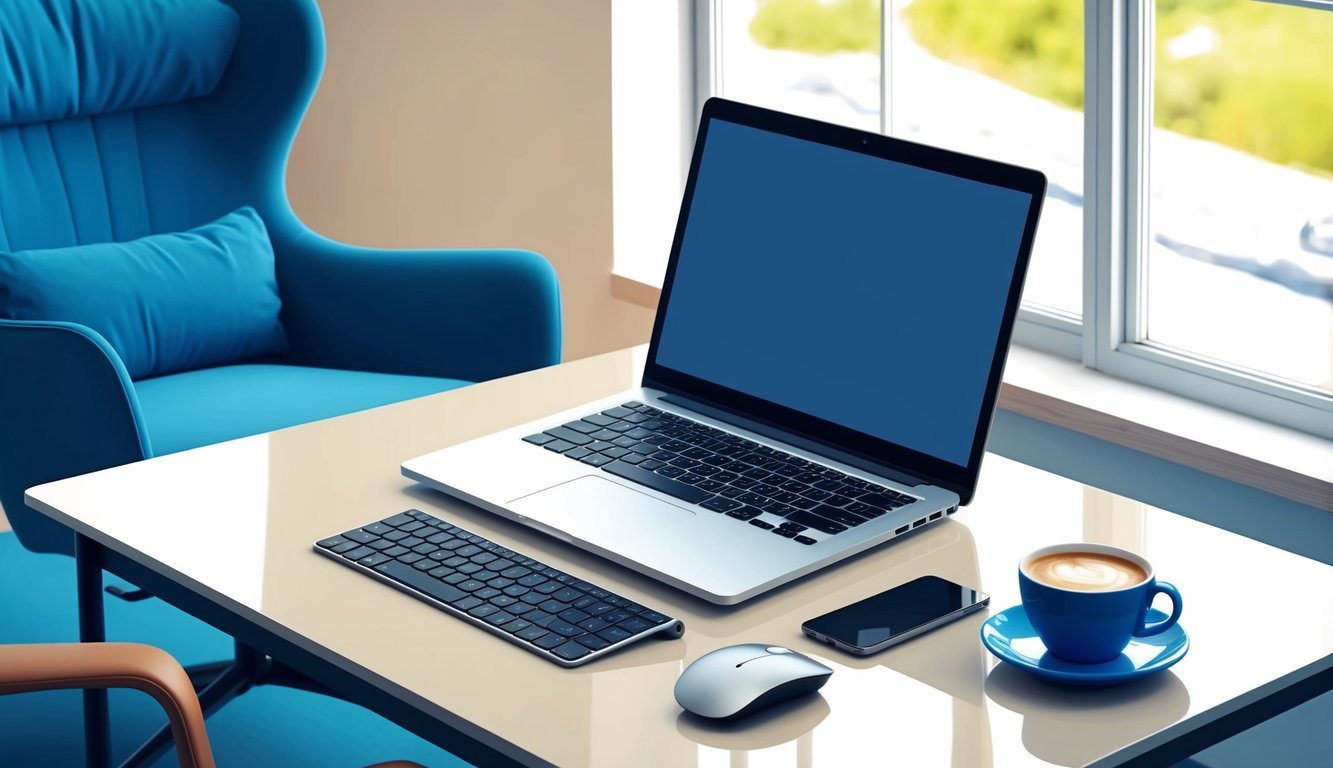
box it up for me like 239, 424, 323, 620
685, 0, 1333, 439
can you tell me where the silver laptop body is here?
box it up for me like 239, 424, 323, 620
404, 98, 1046, 605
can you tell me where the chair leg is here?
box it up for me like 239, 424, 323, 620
183, 660, 233, 691
76, 535, 111, 768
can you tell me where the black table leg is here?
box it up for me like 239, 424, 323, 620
76, 535, 111, 768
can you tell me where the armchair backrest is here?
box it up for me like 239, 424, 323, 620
0, 0, 324, 254
0, 0, 326, 555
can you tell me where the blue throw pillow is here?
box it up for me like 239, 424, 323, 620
0, 207, 287, 380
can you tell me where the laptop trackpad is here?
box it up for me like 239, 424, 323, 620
509, 475, 695, 546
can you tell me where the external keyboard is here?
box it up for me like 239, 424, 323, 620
523, 401, 920, 543
315, 510, 684, 667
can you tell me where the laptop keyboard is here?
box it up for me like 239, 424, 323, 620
523, 401, 919, 543
316, 510, 684, 667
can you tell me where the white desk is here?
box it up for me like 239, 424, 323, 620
28, 347, 1333, 767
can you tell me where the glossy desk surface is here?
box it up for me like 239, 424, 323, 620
28, 348, 1333, 767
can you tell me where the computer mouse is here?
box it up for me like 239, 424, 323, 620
674, 643, 833, 720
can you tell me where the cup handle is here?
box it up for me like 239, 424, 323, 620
1136, 581, 1183, 637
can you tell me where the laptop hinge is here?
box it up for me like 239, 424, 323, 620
658, 394, 926, 488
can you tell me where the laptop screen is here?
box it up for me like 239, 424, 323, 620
649, 104, 1041, 489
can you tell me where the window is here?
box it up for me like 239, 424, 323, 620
615, 0, 1333, 438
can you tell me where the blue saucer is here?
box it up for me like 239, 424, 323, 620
981, 605, 1189, 687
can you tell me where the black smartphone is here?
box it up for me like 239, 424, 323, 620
802, 575, 990, 655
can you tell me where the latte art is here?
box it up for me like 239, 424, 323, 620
1027, 552, 1147, 591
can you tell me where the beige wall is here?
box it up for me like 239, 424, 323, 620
288, 0, 655, 362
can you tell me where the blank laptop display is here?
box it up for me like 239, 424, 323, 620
402, 98, 1046, 604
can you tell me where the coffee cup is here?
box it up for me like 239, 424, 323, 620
1018, 543, 1182, 664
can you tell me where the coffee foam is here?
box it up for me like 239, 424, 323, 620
1027, 552, 1147, 592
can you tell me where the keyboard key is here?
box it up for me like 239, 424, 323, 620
786, 511, 847, 535
542, 439, 576, 453
602, 461, 713, 503
726, 506, 762, 521
771, 528, 798, 538
363, 522, 394, 536
749, 519, 775, 530
543, 427, 592, 445
317, 535, 349, 549
558, 608, 592, 624
457, 579, 487, 592
501, 619, 533, 634
358, 552, 392, 567
598, 626, 633, 644
564, 446, 593, 461
639, 610, 671, 625
382, 513, 416, 527
795, 535, 818, 545
562, 420, 602, 434
576, 634, 611, 650
552, 587, 585, 603
342, 546, 375, 560
516, 625, 550, 642
700, 496, 742, 512
483, 611, 517, 627
578, 617, 612, 634
618, 617, 653, 634
534, 634, 566, 650
468, 604, 501, 619
551, 640, 592, 661
341, 529, 378, 544
452, 596, 484, 612
523, 433, 557, 446
580, 453, 614, 467
547, 620, 584, 637
812, 504, 869, 527
585, 602, 615, 616
331, 541, 360, 554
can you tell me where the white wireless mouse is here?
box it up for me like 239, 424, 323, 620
674, 643, 833, 720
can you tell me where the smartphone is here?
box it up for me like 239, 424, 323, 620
802, 575, 990, 655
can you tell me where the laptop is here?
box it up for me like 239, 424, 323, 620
403, 97, 1046, 605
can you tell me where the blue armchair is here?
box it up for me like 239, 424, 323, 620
0, 0, 562, 556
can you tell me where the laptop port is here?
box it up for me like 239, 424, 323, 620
929, 511, 942, 521
911, 518, 927, 529
895, 525, 909, 535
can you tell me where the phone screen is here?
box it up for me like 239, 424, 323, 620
804, 575, 986, 650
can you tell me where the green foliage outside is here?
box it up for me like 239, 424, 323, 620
751, 0, 1333, 175
750, 0, 880, 55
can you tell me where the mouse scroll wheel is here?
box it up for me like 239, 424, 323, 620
765, 646, 793, 655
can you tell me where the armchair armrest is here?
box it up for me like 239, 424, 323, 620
0, 320, 151, 556
0, 643, 214, 768
273, 228, 561, 382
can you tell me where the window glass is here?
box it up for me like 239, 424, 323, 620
1147, 0, 1333, 393
717, 0, 882, 132
892, 0, 1083, 317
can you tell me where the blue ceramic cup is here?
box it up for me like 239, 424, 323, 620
1019, 543, 1183, 664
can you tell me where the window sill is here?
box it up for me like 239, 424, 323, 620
608, 270, 1332, 510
